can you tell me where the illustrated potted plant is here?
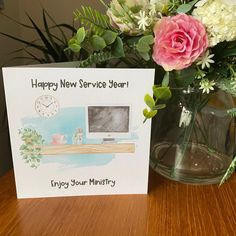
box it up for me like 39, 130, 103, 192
65, 0, 236, 185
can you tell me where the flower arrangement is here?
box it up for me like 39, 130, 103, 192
67, 0, 236, 184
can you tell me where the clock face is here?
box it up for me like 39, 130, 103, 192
35, 95, 59, 118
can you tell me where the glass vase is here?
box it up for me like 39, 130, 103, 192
150, 88, 236, 184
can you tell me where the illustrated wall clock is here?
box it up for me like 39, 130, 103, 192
35, 95, 59, 117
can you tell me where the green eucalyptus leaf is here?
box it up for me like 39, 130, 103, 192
68, 43, 81, 53
139, 51, 150, 61
153, 86, 172, 100
76, 27, 86, 44
127, 36, 141, 47
136, 42, 150, 53
90, 35, 107, 51
111, 37, 125, 58
143, 108, 158, 119
144, 94, 155, 109
177, 0, 198, 13
176, 4, 192, 13
153, 104, 166, 110
102, 30, 118, 45
162, 72, 170, 87
139, 35, 154, 45
68, 38, 81, 52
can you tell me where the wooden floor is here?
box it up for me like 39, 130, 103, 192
0, 170, 235, 236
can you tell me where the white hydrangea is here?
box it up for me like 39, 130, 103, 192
193, 0, 236, 46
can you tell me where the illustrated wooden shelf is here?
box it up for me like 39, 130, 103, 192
40, 143, 135, 155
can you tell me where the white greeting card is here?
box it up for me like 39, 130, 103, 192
3, 65, 154, 198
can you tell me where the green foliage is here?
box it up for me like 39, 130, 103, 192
176, 0, 199, 13
19, 128, 44, 168
144, 94, 155, 109
74, 6, 111, 35
220, 156, 236, 186
0, 9, 77, 64
153, 86, 172, 100
143, 108, 157, 119
143, 86, 172, 122
102, 30, 118, 45
90, 35, 107, 51
216, 79, 236, 97
162, 72, 170, 87
68, 38, 82, 53
227, 108, 236, 117
76, 27, 86, 44
136, 35, 154, 61
111, 37, 125, 58
78, 51, 114, 67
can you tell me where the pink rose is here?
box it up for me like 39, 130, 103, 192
152, 14, 208, 71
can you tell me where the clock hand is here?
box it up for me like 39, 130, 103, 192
46, 102, 54, 108
41, 103, 48, 108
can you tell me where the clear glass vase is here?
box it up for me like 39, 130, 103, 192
150, 88, 236, 184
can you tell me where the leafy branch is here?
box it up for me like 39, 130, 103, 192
143, 86, 172, 122
77, 51, 114, 68
216, 79, 236, 97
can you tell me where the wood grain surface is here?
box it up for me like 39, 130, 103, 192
0, 170, 235, 236
41, 143, 135, 155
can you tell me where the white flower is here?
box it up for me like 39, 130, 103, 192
196, 70, 206, 79
193, 0, 236, 46
135, 11, 150, 31
149, 3, 157, 16
196, 50, 215, 69
199, 79, 216, 94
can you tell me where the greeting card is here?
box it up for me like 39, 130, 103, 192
3, 65, 154, 198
